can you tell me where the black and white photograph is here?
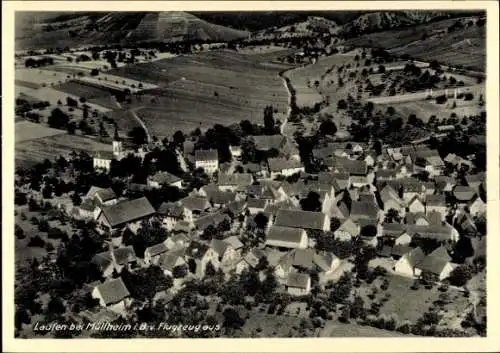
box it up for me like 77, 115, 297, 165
4, 1, 499, 349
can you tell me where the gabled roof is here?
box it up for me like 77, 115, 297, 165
350, 201, 379, 219
291, 248, 316, 269
223, 235, 243, 250
267, 226, 305, 245
429, 246, 452, 261
286, 272, 310, 289
113, 246, 137, 265
326, 157, 368, 175
158, 247, 186, 271
252, 135, 285, 151
100, 197, 155, 228
401, 247, 425, 267
157, 202, 185, 218
218, 173, 253, 187
380, 185, 404, 206
465, 172, 486, 185
145, 242, 169, 258
149, 171, 182, 185
274, 209, 327, 231
416, 255, 450, 274
335, 218, 359, 237
195, 212, 230, 232
453, 186, 476, 201
210, 238, 229, 257
391, 244, 413, 257
242, 248, 267, 267
94, 151, 114, 160
207, 190, 237, 205
268, 157, 303, 172
408, 195, 424, 207
247, 197, 268, 210
313, 252, 338, 272
426, 194, 446, 207
94, 278, 130, 305
377, 169, 398, 179
195, 149, 218, 162
180, 196, 210, 212
401, 178, 424, 193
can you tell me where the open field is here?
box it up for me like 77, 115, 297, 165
284, 54, 355, 108
16, 133, 112, 168
15, 120, 66, 143
378, 96, 484, 122
53, 81, 116, 100
106, 50, 293, 137
16, 86, 112, 113
358, 274, 470, 325
15, 68, 71, 86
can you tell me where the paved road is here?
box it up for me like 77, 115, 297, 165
130, 107, 152, 144
366, 84, 484, 104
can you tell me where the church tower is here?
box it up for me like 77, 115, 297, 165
112, 126, 123, 159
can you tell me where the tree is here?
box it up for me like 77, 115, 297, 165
173, 130, 185, 147
254, 212, 268, 230
263, 105, 276, 135
90, 68, 99, 76
448, 265, 473, 287
15, 225, 25, 239
384, 209, 401, 223
223, 307, 245, 331
319, 120, 337, 136
128, 127, 147, 145
360, 224, 378, 238
300, 191, 321, 212
350, 295, 366, 319
337, 99, 347, 110
48, 108, 69, 129
42, 185, 53, 199
66, 96, 78, 107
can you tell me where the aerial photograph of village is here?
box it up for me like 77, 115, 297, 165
13, 9, 487, 339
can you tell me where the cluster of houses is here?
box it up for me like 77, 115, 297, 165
82, 132, 485, 317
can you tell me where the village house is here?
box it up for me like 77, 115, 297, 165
350, 200, 380, 222
78, 187, 118, 219
91, 277, 132, 315
394, 247, 426, 278
93, 139, 129, 171
235, 248, 267, 275
267, 157, 304, 178
334, 218, 360, 241
401, 179, 425, 203
165, 233, 191, 250
247, 198, 268, 215
318, 171, 351, 191
425, 194, 447, 220
158, 247, 188, 277
194, 212, 231, 234
405, 212, 431, 226
394, 231, 412, 246
210, 238, 242, 266
286, 272, 311, 296
185, 241, 220, 278
195, 149, 219, 174
229, 145, 242, 160
273, 209, 331, 232
95, 197, 156, 233
468, 194, 486, 217
157, 202, 193, 231
252, 135, 300, 160
179, 196, 211, 216
465, 172, 485, 193
379, 184, 406, 215
407, 195, 426, 214
217, 173, 253, 192
453, 186, 477, 206
434, 176, 456, 193
144, 242, 169, 265
415, 254, 454, 281
147, 171, 183, 189
266, 225, 309, 249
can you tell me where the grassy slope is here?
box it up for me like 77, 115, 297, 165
108, 50, 293, 137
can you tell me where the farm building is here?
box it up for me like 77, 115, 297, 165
273, 209, 330, 232
267, 157, 304, 178
266, 225, 308, 249
195, 149, 219, 174
91, 277, 131, 315
286, 272, 311, 296
394, 247, 426, 277
147, 171, 182, 189
96, 197, 156, 232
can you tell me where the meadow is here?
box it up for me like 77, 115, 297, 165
16, 133, 112, 168
107, 50, 294, 137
